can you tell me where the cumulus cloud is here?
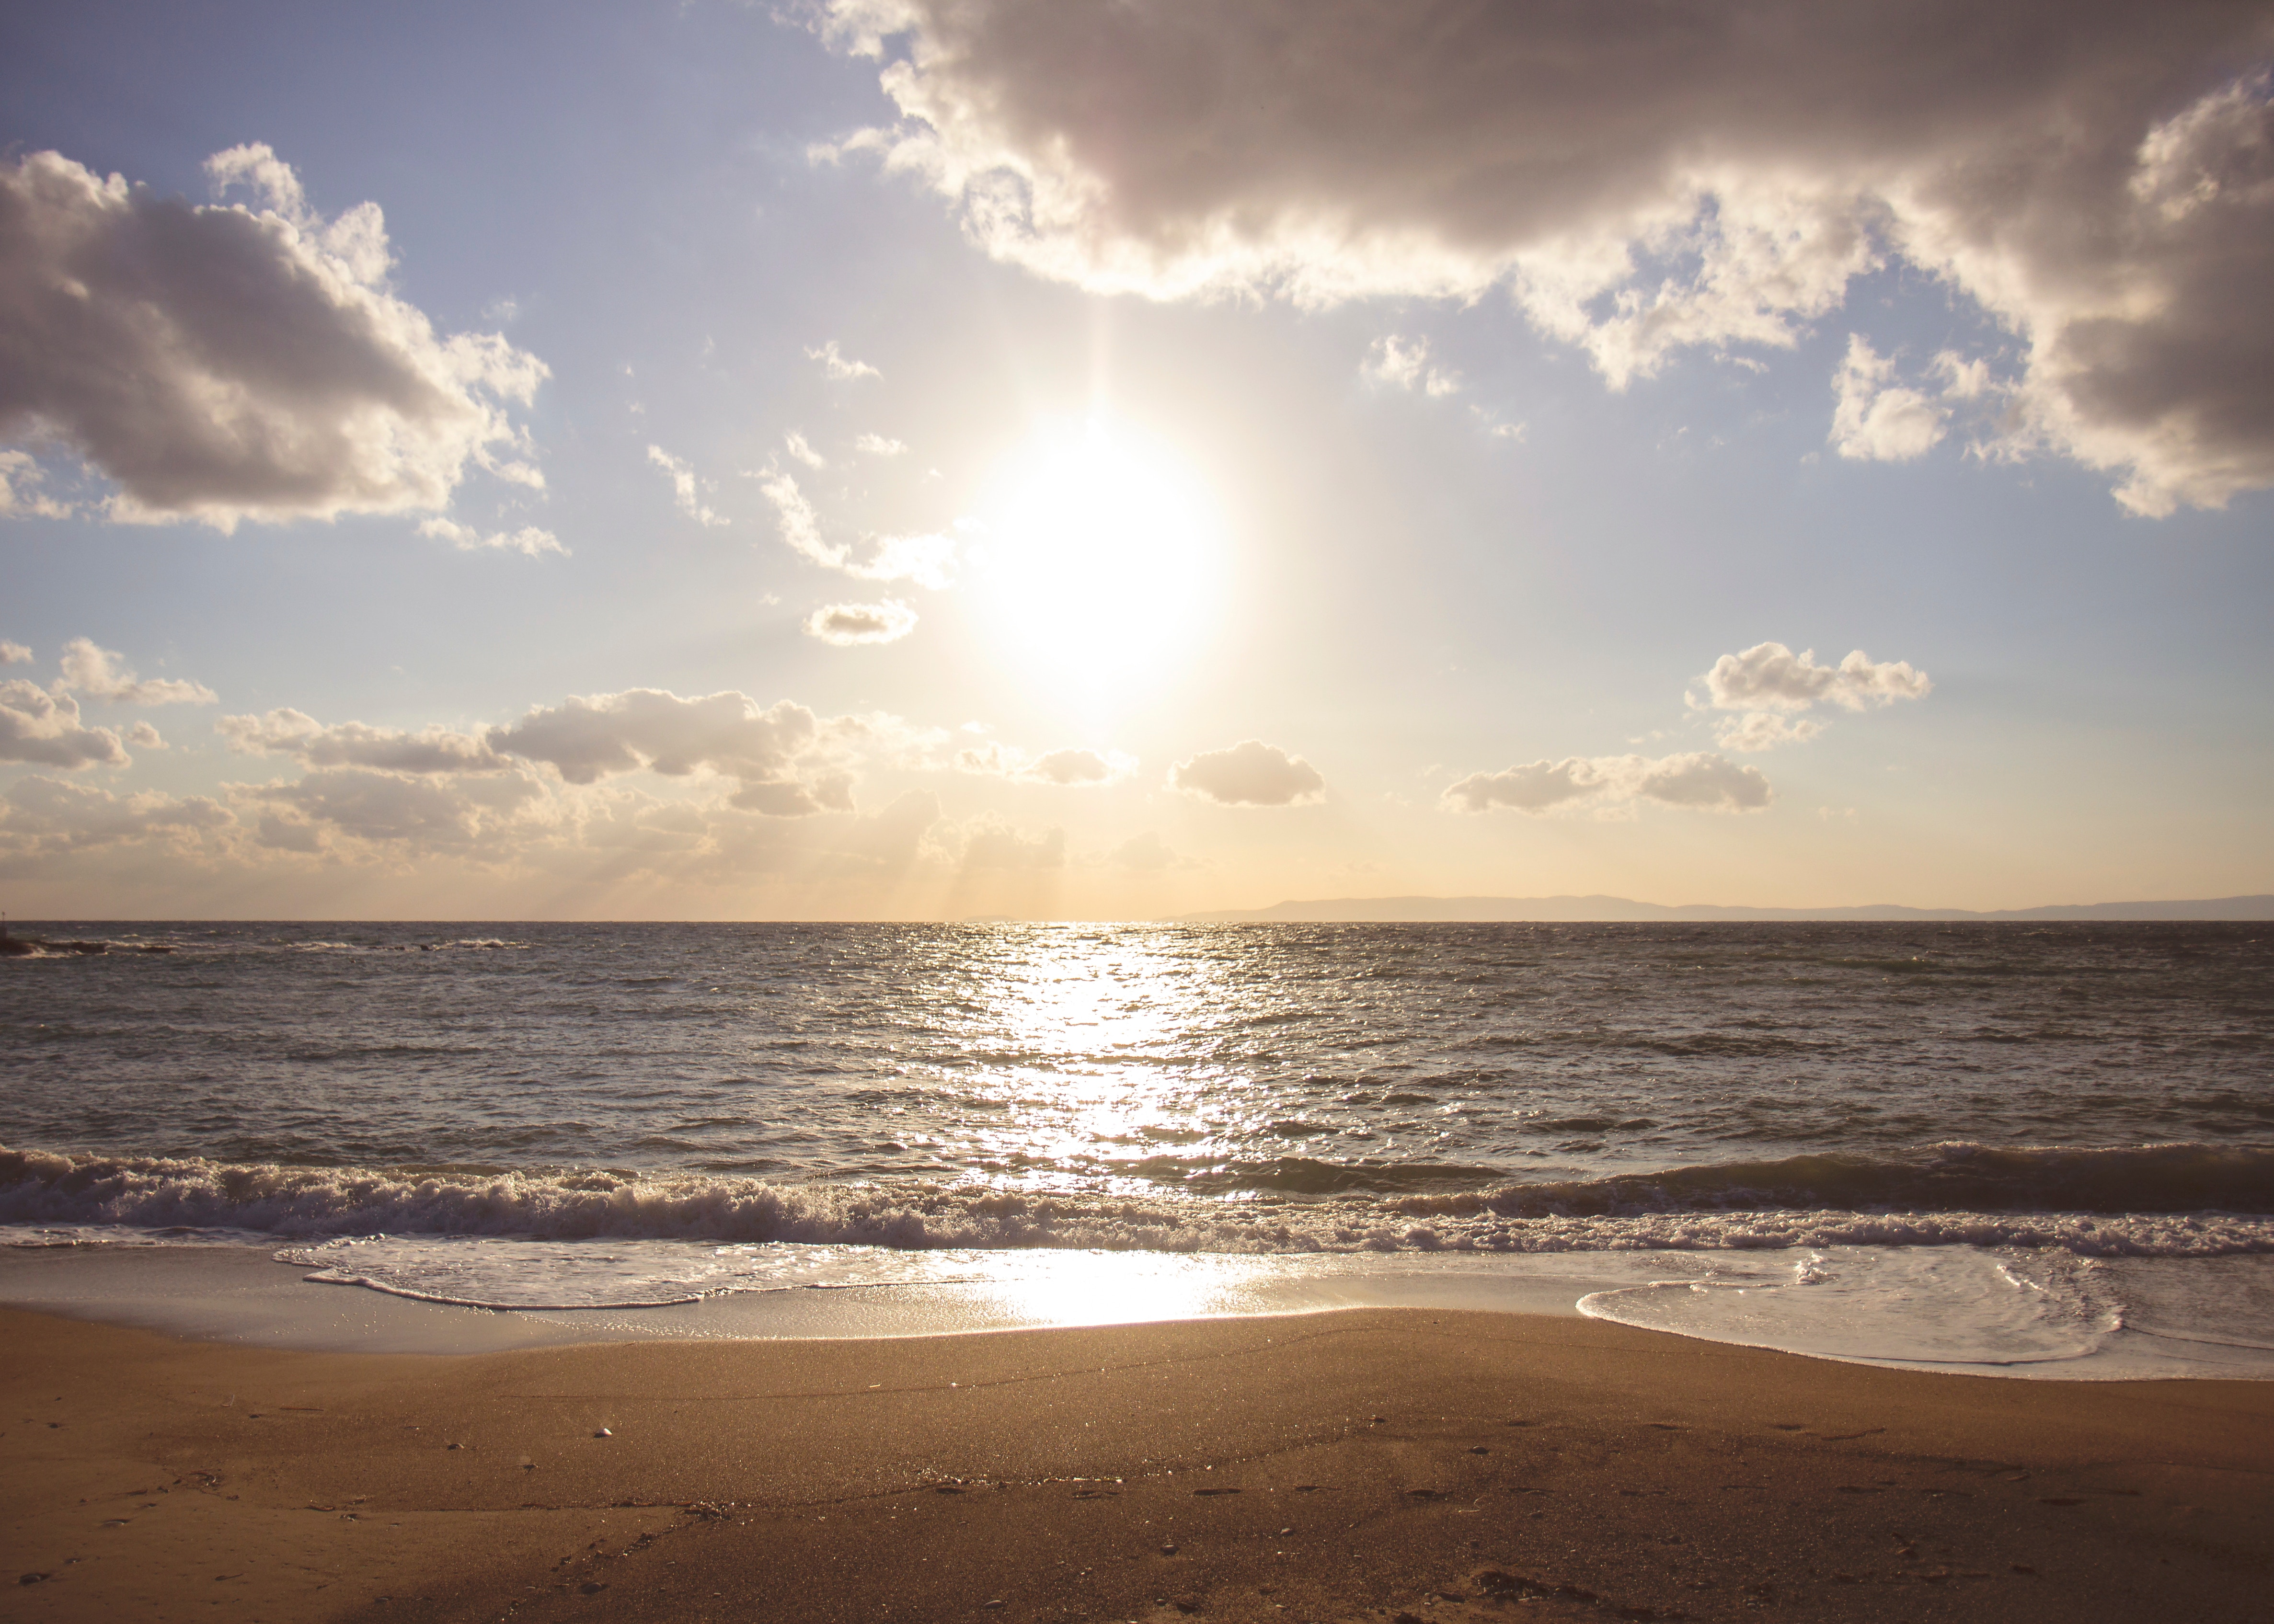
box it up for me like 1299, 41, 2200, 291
417, 516, 565, 557
0, 145, 547, 530
1363, 334, 1460, 397
806, 340, 879, 380
1170, 739, 1325, 807
855, 433, 908, 457
0, 775, 231, 854
1697, 642, 1932, 713
0, 680, 128, 768
784, 430, 829, 470
0, 641, 31, 664
804, 599, 919, 645
756, 470, 956, 586
815, 1, 2274, 513
56, 638, 216, 705
0, 450, 71, 518
1829, 336, 1948, 461
1445, 751, 1771, 815
236, 767, 543, 853
218, 708, 507, 774
954, 742, 1134, 785
648, 445, 728, 527
1712, 711, 1827, 754
486, 688, 854, 813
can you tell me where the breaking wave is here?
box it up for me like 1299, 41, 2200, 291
3, 1140, 2271, 1258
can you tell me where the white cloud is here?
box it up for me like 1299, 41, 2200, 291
647, 446, 728, 527
814, 3, 2274, 514
954, 742, 1135, 785
57, 638, 217, 705
804, 599, 919, 645
0, 451, 72, 518
1829, 335, 1948, 462
1697, 642, 1931, 713
416, 517, 566, 557
0, 776, 231, 854
0, 641, 31, 664
1170, 739, 1326, 807
1363, 334, 1461, 397
485, 689, 851, 813
805, 340, 879, 380
0, 680, 128, 768
1713, 711, 1826, 753
124, 721, 166, 750
235, 766, 545, 854
756, 471, 956, 586
1444, 751, 1771, 815
0, 146, 547, 530
785, 430, 829, 470
855, 433, 908, 457
218, 708, 507, 775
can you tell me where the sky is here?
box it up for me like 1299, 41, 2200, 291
1, 0, 2270, 920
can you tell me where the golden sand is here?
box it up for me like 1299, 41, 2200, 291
4, 1304, 2269, 1623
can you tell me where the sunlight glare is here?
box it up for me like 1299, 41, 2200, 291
976, 418, 1223, 694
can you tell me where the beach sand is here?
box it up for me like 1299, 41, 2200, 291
4, 1304, 2269, 1624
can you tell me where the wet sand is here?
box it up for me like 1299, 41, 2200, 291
4, 1304, 2270, 1624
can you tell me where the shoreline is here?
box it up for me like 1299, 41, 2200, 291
5, 1303, 2271, 1624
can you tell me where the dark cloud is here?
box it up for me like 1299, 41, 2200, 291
0, 145, 545, 529
822, 0, 2274, 512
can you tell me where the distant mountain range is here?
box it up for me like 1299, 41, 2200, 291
1183, 893, 2274, 923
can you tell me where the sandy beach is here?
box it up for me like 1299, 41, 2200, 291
5, 1304, 2270, 1624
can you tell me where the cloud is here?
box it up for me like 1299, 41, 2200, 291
1363, 334, 1460, 397
0, 145, 547, 530
1444, 751, 1771, 814
56, 638, 216, 705
217, 708, 508, 774
1100, 830, 1193, 872
855, 433, 907, 457
486, 689, 850, 813
0, 680, 128, 768
124, 721, 166, 749
816, 2, 2274, 514
417, 517, 565, 557
1712, 711, 1827, 753
1829, 335, 1948, 461
1697, 642, 1932, 713
0, 450, 71, 518
0, 641, 31, 664
1170, 739, 1326, 807
954, 742, 1135, 785
0, 775, 231, 854
235, 766, 543, 853
805, 340, 879, 380
949, 814, 1067, 869
785, 430, 829, 470
647, 445, 728, 527
804, 599, 919, 645
755, 471, 957, 587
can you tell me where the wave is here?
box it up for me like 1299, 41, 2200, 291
4, 1140, 2272, 1259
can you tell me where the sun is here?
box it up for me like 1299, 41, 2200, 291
973, 417, 1223, 698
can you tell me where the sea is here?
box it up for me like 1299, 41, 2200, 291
3, 920, 2272, 1376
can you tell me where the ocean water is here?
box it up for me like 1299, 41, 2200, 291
3, 920, 2271, 1374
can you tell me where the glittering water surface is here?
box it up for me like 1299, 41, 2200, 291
3, 921, 2272, 1368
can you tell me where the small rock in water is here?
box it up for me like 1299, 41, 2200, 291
1160, 1544, 1178, 1555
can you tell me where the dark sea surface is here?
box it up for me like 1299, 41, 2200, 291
3, 921, 2272, 1367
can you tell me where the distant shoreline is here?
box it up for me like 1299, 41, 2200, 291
1182, 892, 2274, 924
